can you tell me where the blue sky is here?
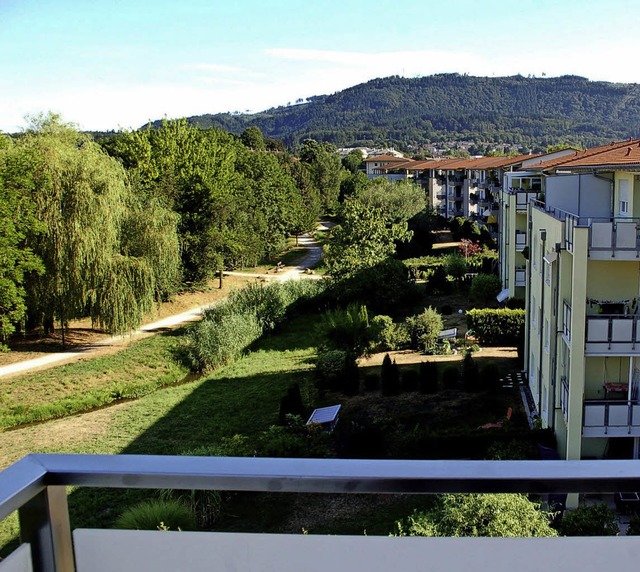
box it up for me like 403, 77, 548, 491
1, 0, 639, 132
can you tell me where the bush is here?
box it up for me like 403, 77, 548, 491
444, 253, 467, 283
259, 416, 334, 458
479, 361, 501, 391
315, 349, 348, 391
278, 383, 305, 424
115, 498, 197, 531
159, 489, 223, 529
557, 503, 619, 536
442, 365, 460, 389
461, 352, 479, 392
402, 369, 419, 392
320, 304, 371, 355
363, 372, 380, 391
186, 309, 262, 372
466, 308, 525, 346
405, 307, 443, 354
381, 354, 401, 396
369, 314, 410, 351
469, 273, 502, 306
426, 266, 451, 295
394, 493, 557, 537
419, 361, 438, 394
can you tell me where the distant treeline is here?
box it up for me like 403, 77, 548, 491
168, 74, 640, 151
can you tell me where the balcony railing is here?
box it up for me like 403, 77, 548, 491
585, 314, 640, 355
562, 301, 572, 343
515, 231, 527, 251
3, 455, 640, 572
583, 400, 640, 437
588, 219, 640, 260
515, 191, 537, 211
560, 376, 569, 421
514, 267, 526, 287
531, 200, 578, 252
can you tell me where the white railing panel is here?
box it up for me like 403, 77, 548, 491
608, 404, 629, 427
583, 404, 606, 427
633, 405, 640, 427
612, 318, 634, 342
73, 529, 640, 572
0, 544, 33, 572
616, 221, 638, 249
590, 222, 612, 249
586, 318, 609, 342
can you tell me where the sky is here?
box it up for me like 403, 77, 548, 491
1, 0, 639, 132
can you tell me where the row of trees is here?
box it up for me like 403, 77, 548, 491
0, 115, 347, 342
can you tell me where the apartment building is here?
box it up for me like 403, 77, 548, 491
524, 140, 640, 464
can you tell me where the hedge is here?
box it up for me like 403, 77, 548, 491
466, 308, 525, 346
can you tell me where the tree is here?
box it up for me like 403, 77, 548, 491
404, 307, 443, 354
357, 179, 426, 224
323, 197, 412, 278
15, 113, 156, 338
299, 139, 343, 212
470, 273, 502, 306
240, 126, 266, 151
444, 253, 468, 284
0, 139, 44, 343
395, 494, 557, 537
341, 149, 364, 174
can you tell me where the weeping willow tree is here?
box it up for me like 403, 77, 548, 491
15, 113, 158, 340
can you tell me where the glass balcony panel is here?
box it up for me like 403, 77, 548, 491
612, 318, 634, 342
616, 221, 638, 249
583, 403, 606, 427
590, 222, 612, 248
608, 403, 630, 427
586, 318, 609, 342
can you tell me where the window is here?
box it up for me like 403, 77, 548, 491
619, 179, 630, 217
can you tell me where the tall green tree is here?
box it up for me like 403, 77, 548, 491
323, 197, 412, 278
299, 139, 343, 212
356, 179, 426, 224
0, 137, 44, 343
14, 113, 156, 339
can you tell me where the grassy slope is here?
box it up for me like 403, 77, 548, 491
0, 314, 321, 554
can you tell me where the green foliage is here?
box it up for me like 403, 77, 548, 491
557, 503, 619, 536
320, 303, 370, 355
190, 74, 640, 150
315, 349, 348, 391
341, 149, 364, 174
369, 314, 410, 352
418, 361, 438, 394
324, 197, 412, 278
442, 365, 460, 389
299, 139, 343, 212
404, 307, 443, 354
114, 498, 197, 531
394, 493, 557, 537
186, 307, 262, 372
356, 179, 426, 224
240, 126, 266, 150
258, 415, 334, 458
444, 253, 467, 282
466, 308, 525, 346
469, 273, 502, 306
159, 488, 223, 530
461, 352, 480, 392
380, 353, 401, 396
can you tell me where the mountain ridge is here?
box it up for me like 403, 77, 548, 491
151, 74, 640, 151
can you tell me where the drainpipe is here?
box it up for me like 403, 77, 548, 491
550, 242, 562, 433
539, 229, 547, 420
525, 211, 533, 376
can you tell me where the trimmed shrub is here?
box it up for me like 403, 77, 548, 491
115, 499, 197, 531
444, 253, 467, 283
381, 354, 401, 396
557, 503, 619, 536
315, 349, 348, 391
402, 369, 419, 392
186, 309, 262, 372
466, 308, 525, 346
370, 315, 410, 351
469, 273, 502, 306
320, 303, 371, 355
364, 372, 380, 391
461, 352, 480, 392
479, 361, 501, 391
419, 361, 438, 394
405, 307, 443, 354
442, 365, 460, 389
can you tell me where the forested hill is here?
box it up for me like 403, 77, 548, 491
173, 74, 640, 150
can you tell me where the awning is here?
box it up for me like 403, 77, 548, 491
497, 288, 510, 303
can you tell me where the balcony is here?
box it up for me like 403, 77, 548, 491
588, 219, 640, 260
562, 301, 572, 344
585, 315, 640, 355
560, 376, 569, 421
515, 231, 527, 252
515, 191, 537, 211
583, 400, 640, 437
514, 267, 526, 287
3, 454, 640, 572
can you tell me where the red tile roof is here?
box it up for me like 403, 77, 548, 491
524, 139, 640, 171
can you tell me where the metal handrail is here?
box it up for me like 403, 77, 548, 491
5, 454, 640, 571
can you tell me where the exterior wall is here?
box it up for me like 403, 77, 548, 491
546, 174, 612, 218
